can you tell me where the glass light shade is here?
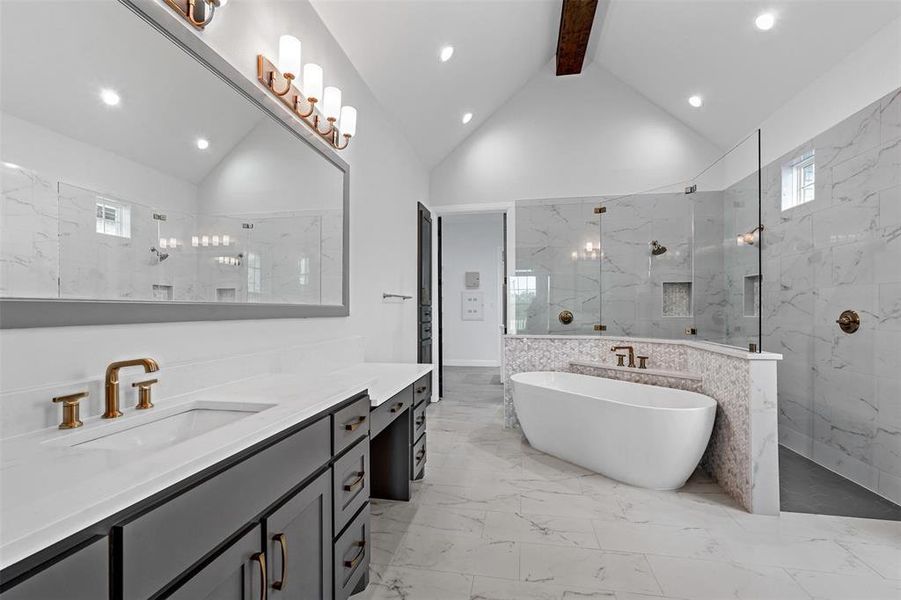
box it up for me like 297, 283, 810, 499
202, 235, 209, 247
169, 237, 177, 248
159, 238, 168, 249
212, 235, 220, 246
303, 63, 323, 101
278, 35, 301, 78
191, 236, 199, 247
323, 86, 342, 121
339, 106, 357, 137
222, 234, 230, 246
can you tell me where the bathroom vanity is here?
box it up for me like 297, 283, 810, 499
0, 363, 431, 600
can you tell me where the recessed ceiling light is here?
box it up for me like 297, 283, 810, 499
100, 88, 120, 106
755, 12, 775, 31
196, 138, 210, 150
440, 45, 454, 62
462, 112, 473, 124
688, 95, 703, 108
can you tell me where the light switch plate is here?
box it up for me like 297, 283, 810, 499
465, 271, 480, 289
461, 291, 484, 321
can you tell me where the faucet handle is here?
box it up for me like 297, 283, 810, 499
615, 354, 626, 367
637, 356, 649, 369
132, 378, 158, 410
52, 391, 88, 429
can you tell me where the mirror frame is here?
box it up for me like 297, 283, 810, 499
0, 0, 350, 328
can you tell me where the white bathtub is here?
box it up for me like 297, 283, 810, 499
512, 371, 717, 490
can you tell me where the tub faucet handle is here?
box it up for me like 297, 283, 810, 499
637, 356, 649, 369
615, 354, 626, 367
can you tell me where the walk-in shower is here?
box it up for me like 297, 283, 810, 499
512, 131, 763, 351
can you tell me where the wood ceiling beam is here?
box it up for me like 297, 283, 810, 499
555, 0, 599, 76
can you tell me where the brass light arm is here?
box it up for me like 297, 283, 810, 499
186, 0, 213, 27
294, 96, 317, 118
335, 134, 352, 150
268, 72, 295, 97
313, 115, 336, 137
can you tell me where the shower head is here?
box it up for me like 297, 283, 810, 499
650, 240, 667, 256
150, 247, 170, 262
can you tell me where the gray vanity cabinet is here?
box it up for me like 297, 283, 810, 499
167, 525, 262, 600
265, 470, 333, 600
0, 537, 108, 600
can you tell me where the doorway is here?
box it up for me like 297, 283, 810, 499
436, 211, 508, 401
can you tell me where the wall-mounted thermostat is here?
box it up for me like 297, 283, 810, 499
465, 271, 480, 289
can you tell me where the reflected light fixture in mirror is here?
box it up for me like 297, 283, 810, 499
462, 112, 473, 124
196, 137, 210, 150
257, 37, 358, 150
164, 0, 227, 29
100, 88, 121, 106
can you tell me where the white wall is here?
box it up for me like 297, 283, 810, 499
722, 16, 901, 187
441, 213, 504, 367
429, 60, 724, 207
0, 0, 428, 393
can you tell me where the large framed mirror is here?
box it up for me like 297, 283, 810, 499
0, 0, 349, 328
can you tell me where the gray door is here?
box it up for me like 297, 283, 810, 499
266, 470, 333, 600
168, 525, 262, 600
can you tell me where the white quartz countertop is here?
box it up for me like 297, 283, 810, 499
0, 361, 431, 571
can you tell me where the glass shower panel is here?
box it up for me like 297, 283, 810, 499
513, 198, 600, 335
599, 187, 695, 338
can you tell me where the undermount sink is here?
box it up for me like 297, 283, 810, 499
49, 402, 273, 452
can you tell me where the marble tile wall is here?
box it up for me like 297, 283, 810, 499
503, 335, 781, 513
764, 87, 901, 504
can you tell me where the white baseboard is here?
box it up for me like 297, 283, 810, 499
443, 359, 500, 368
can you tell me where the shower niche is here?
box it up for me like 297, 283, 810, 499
662, 282, 692, 317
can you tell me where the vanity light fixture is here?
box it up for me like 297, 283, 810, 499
688, 95, 703, 108
257, 38, 358, 150
191, 236, 199, 247
196, 138, 210, 150
163, 0, 228, 30
755, 12, 775, 31
440, 45, 455, 62
100, 88, 121, 107
462, 112, 473, 124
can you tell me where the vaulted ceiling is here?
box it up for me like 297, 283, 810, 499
313, 0, 900, 169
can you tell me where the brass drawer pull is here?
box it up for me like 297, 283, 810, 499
415, 385, 428, 394
415, 415, 426, 427
343, 471, 365, 492
389, 402, 404, 413
343, 541, 366, 570
251, 552, 267, 600
415, 448, 426, 463
272, 533, 287, 590
343, 415, 367, 432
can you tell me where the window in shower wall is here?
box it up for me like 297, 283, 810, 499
510, 274, 537, 332
95, 198, 131, 238
782, 151, 815, 210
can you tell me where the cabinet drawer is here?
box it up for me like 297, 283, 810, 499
411, 399, 427, 443
333, 438, 370, 536
117, 417, 331, 600
411, 432, 427, 480
332, 395, 370, 456
370, 386, 412, 438
333, 505, 369, 600
413, 374, 431, 406
266, 470, 332, 600
0, 537, 108, 600
168, 525, 262, 600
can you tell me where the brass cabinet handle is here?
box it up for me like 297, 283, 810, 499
251, 552, 267, 600
343, 471, 365, 492
343, 541, 366, 570
415, 448, 426, 463
415, 385, 428, 394
389, 402, 404, 413
343, 415, 367, 432
415, 415, 426, 427
272, 533, 287, 591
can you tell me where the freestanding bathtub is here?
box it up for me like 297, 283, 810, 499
512, 371, 717, 490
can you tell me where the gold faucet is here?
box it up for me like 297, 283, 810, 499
104, 358, 160, 418
610, 346, 636, 368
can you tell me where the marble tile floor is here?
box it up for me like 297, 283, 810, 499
779, 446, 901, 521
355, 367, 901, 600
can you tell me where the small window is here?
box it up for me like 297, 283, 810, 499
246, 252, 262, 298
782, 151, 815, 211
298, 256, 310, 286
95, 198, 131, 238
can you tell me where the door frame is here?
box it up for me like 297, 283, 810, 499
431, 203, 516, 394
